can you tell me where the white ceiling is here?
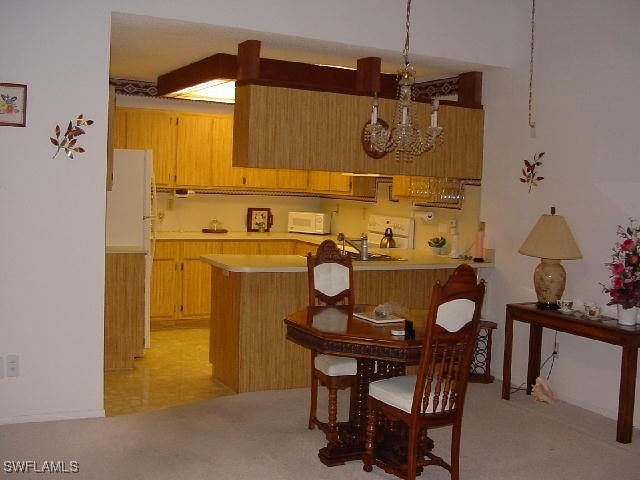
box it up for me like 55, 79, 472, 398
109, 12, 474, 84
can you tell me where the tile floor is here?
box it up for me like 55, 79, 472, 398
104, 326, 235, 416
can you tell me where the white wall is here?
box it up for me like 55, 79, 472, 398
0, 1, 110, 422
481, 0, 640, 422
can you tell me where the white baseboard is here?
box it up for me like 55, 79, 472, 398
0, 408, 105, 425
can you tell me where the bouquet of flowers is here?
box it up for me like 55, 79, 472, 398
603, 218, 640, 309
428, 236, 447, 248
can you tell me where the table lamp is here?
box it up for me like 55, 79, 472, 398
518, 207, 582, 309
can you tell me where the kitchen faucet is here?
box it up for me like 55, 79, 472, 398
337, 233, 368, 260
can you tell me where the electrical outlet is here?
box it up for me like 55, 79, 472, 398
7, 354, 18, 377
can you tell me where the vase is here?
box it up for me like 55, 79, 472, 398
430, 247, 442, 255
616, 305, 638, 326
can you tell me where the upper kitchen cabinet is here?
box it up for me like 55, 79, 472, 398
232, 84, 484, 179
118, 108, 177, 187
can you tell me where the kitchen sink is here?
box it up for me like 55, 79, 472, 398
343, 251, 407, 261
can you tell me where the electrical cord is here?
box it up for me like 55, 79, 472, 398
509, 330, 558, 394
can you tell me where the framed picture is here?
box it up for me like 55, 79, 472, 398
247, 208, 273, 232
0, 83, 27, 127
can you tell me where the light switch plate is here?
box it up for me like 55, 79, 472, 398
7, 354, 18, 377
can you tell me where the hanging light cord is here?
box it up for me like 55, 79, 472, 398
528, 0, 536, 129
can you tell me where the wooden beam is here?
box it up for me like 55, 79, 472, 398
237, 40, 261, 81
156, 53, 237, 96
356, 57, 381, 94
457, 71, 483, 108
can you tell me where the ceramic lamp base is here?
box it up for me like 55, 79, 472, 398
533, 258, 566, 310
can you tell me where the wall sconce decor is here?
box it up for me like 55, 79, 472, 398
50, 115, 94, 159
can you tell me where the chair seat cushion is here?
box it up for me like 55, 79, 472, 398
315, 354, 357, 376
369, 375, 417, 413
369, 375, 454, 414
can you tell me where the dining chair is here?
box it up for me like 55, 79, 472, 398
306, 239, 358, 443
362, 264, 485, 480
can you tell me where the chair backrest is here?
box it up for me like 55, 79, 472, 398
307, 240, 354, 306
412, 264, 485, 417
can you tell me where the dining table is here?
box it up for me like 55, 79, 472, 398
284, 304, 429, 467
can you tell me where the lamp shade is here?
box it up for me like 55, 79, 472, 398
518, 213, 582, 260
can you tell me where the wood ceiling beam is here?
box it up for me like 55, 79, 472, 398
157, 40, 482, 108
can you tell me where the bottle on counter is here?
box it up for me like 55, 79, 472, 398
473, 222, 485, 262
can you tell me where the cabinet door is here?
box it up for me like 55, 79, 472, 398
150, 241, 180, 320
181, 241, 224, 318
222, 241, 263, 254
150, 261, 178, 319
123, 109, 177, 187
259, 240, 296, 254
176, 113, 214, 188
391, 175, 412, 198
329, 172, 351, 193
277, 169, 308, 190
309, 171, 351, 193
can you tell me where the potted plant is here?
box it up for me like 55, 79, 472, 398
428, 236, 447, 255
602, 218, 640, 325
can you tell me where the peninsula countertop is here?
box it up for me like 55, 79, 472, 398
199, 251, 492, 273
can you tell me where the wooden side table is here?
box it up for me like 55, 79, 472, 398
502, 302, 640, 443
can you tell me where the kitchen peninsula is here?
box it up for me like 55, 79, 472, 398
198, 235, 492, 393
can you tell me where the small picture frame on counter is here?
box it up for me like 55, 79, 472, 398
247, 208, 273, 232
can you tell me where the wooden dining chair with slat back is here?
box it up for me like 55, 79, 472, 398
362, 264, 485, 480
306, 240, 359, 443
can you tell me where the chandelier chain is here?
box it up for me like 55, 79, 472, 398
528, 0, 536, 129
403, 0, 412, 64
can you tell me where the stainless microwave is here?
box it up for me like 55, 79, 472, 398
287, 211, 331, 234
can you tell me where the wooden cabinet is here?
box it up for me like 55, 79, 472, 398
175, 113, 215, 188
233, 84, 483, 179
114, 106, 377, 198
104, 252, 145, 370
309, 171, 351, 193
152, 239, 306, 323
181, 241, 224, 318
150, 241, 180, 320
118, 108, 178, 187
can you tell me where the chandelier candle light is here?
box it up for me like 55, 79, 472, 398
363, 0, 443, 163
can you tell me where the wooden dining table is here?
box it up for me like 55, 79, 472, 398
284, 304, 428, 466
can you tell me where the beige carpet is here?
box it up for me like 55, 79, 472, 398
1, 382, 639, 479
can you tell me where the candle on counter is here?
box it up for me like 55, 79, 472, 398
473, 221, 486, 262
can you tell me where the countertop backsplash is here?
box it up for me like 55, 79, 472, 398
153, 183, 482, 255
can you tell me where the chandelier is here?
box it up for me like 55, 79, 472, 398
363, 0, 443, 162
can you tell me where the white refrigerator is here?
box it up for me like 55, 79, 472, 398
106, 149, 155, 348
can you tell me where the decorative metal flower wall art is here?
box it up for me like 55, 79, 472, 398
520, 151, 545, 192
50, 115, 94, 159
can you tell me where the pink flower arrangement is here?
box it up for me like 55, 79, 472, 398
603, 219, 640, 309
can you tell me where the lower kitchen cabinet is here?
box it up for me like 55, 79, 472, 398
104, 252, 145, 370
150, 241, 180, 321
151, 239, 306, 324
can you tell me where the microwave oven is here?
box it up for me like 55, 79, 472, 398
287, 211, 331, 234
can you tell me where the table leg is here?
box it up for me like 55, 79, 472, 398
617, 345, 638, 443
501, 309, 514, 399
526, 324, 543, 395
